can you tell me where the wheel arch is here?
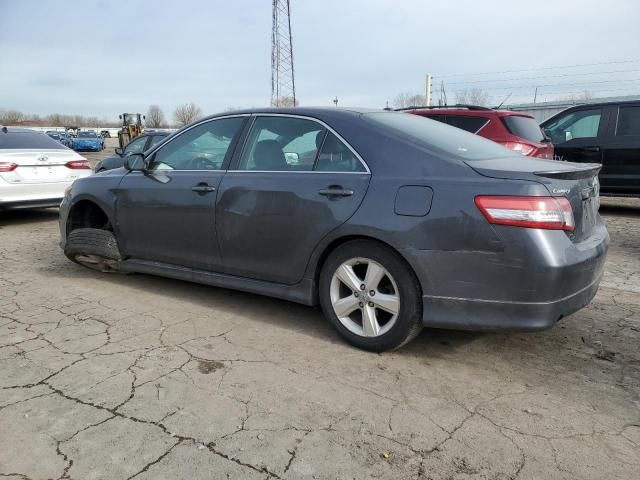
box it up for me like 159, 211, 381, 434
66, 197, 114, 237
310, 234, 424, 302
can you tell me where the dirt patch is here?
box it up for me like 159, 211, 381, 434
197, 360, 225, 374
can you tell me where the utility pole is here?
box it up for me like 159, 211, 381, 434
425, 74, 433, 107
533, 87, 538, 104
271, 0, 296, 107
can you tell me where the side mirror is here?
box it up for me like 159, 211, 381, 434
115, 147, 123, 156
124, 153, 148, 171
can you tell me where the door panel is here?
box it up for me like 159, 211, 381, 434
601, 105, 640, 194
114, 116, 247, 270
116, 171, 223, 270
215, 172, 369, 284
544, 107, 609, 187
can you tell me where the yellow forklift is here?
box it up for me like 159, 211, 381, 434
117, 113, 145, 150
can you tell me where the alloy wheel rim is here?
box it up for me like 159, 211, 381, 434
74, 254, 119, 273
330, 257, 400, 338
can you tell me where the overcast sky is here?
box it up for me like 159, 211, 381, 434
1, 0, 639, 118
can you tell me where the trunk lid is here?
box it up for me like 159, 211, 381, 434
0, 149, 86, 184
466, 157, 601, 241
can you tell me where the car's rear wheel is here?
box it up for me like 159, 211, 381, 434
65, 228, 122, 273
319, 240, 423, 351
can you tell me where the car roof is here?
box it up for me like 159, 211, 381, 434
550, 99, 640, 111
404, 106, 534, 118
0, 127, 39, 133
201, 107, 384, 122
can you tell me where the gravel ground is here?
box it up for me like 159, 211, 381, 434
0, 197, 638, 479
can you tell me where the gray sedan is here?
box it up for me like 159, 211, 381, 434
59, 108, 608, 351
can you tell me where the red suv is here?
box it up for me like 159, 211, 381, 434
403, 105, 554, 159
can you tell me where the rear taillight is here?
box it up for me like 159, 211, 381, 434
65, 159, 91, 170
0, 162, 18, 172
498, 141, 535, 156
475, 196, 575, 232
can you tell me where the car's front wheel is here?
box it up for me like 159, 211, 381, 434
64, 228, 122, 273
319, 240, 423, 351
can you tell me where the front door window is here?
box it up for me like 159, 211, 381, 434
544, 109, 602, 144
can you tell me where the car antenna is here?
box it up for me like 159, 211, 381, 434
496, 93, 512, 109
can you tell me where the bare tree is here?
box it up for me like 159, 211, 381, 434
273, 96, 298, 107
0, 109, 25, 124
146, 105, 165, 128
393, 92, 426, 109
173, 103, 203, 127
86, 116, 101, 128
555, 90, 595, 102
455, 88, 490, 106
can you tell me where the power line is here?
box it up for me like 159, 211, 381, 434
452, 78, 640, 92
445, 68, 640, 85
486, 86, 640, 100
438, 59, 638, 78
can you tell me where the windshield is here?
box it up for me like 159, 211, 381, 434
0, 130, 67, 149
501, 115, 545, 143
365, 112, 514, 161
78, 132, 97, 138
123, 114, 141, 125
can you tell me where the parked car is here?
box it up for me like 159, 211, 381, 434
94, 131, 170, 172
46, 130, 73, 148
72, 131, 104, 151
59, 108, 608, 351
541, 100, 640, 197
1, 127, 91, 209
404, 105, 554, 159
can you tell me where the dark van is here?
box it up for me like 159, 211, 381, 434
541, 100, 640, 197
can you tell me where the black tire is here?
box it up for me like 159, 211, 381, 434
319, 240, 423, 352
64, 228, 122, 273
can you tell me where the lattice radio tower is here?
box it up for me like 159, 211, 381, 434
271, 0, 296, 107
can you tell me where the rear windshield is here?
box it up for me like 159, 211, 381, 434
78, 132, 97, 138
501, 115, 545, 143
0, 131, 67, 149
364, 112, 513, 161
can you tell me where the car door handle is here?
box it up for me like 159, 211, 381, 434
318, 187, 354, 197
581, 146, 600, 153
191, 183, 216, 193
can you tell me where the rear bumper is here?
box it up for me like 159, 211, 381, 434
421, 271, 602, 331
402, 219, 609, 331
0, 198, 62, 210
0, 181, 70, 210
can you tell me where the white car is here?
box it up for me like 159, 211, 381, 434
0, 127, 92, 209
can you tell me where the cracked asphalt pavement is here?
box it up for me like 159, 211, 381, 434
1, 197, 639, 479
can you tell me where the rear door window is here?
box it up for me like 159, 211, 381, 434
616, 106, 640, 136
238, 116, 325, 171
314, 132, 366, 172
447, 115, 489, 134
501, 116, 545, 143
365, 112, 514, 161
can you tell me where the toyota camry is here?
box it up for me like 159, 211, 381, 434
59, 108, 608, 351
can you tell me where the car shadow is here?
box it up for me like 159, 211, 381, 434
0, 208, 59, 227
54, 258, 488, 354
599, 197, 640, 217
